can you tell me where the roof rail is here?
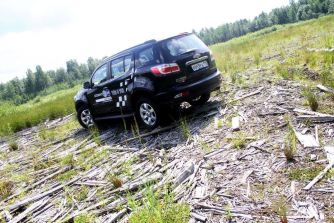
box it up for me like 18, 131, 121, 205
144, 39, 157, 44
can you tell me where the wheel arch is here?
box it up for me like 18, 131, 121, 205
75, 100, 88, 112
131, 88, 155, 105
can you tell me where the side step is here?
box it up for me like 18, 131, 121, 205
94, 113, 134, 121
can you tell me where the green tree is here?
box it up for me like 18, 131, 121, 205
35, 65, 49, 91
66, 60, 81, 80
87, 57, 100, 75
24, 69, 35, 94
328, 0, 334, 13
55, 68, 68, 83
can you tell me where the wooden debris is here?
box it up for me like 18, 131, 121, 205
231, 116, 240, 131
296, 115, 334, 123
317, 84, 334, 94
8, 197, 50, 223
229, 87, 264, 103
293, 108, 334, 117
294, 131, 320, 148
304, 162, 334, 190
6, 176, 81, 211
325, 146, 334, 164
203, 144, 232, 160
190, 212, 207, 222
240, 169, 253, 184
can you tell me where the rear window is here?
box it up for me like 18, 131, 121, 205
160, 34, 208, 58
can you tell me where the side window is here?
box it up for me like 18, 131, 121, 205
91, 64, 108, 86
124, 55, 132, 73
136, 47, 157, 68
111, 58, 124, 79
111, 55, 133, 79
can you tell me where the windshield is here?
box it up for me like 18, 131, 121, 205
160, 34, 208, 59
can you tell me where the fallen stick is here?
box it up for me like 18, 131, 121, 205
228, 87, 264, 103
304, 162, 334, 190
8, 197, 50, 223
293, 108, 334, 117
120, 124, 177, 144
191, 212, 207, 222
203, 144, 232, 160
296, 116, 334, 123
5, 165, 72, 202
174, 161, 195, 187
104, 208, 127, 223
317, 84, 334, 94
6, 176, 81, 211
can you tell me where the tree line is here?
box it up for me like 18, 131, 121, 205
0, 57, 101, 104
194, 0, 334, 45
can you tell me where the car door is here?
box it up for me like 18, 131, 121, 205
86, 63, 114, 116
107, 54, 134, 114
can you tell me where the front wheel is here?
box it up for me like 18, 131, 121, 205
136, 98, 160, 129
188, 93, 210, 106
77, 106, 94, 129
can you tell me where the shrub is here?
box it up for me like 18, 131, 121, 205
128, 188, 190, 223
272, 196, 288, 223
180, 118, 190, 140
74, 213, 96, 223
0, 181, 13, 200
302, 87, 319, 111
284, 121, 297, 162
8, 140, 19, 151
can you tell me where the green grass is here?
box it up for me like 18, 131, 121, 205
74, 213, 96, 223
39, 118, 80, 141
0, 85, 80, 136
288, 166, 334, 181
0, 181, 13, 199
128, 188, 190, 223
211, 15, 334, 83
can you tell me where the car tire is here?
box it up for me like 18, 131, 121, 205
135, 98, 160, 129
77, 105, 94, 129
188, 93, 210, 106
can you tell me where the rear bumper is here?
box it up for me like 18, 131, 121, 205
154, 70, 222, 106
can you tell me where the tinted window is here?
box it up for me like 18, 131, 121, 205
161, 34, 208, 58
92, 64, 108, 86
124, 55, 132, 73
111, 55, 133, 79
111, 58, 124, 78
136, 47, 157, 68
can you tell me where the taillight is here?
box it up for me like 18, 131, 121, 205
151, 63, 180, 76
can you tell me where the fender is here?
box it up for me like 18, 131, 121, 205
131, 76, 155, 94
74, 89, 89, 111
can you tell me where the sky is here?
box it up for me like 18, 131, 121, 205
0, 0, 290, 83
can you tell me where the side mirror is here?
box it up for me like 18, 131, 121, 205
83, 81, 91, 89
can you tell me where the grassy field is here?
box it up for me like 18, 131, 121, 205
0, 85, 81, 136
211, 15, 334, 87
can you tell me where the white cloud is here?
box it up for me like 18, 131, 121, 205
0, 0, 290, 83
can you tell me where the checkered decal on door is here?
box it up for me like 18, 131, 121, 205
116, 95, 127, 107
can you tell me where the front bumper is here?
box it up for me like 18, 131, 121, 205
154, 70, 222, 106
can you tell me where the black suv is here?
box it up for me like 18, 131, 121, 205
74, 33, 221, 129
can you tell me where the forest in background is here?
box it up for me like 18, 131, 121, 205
194, 0, 334, 45
0, 57, 100, 105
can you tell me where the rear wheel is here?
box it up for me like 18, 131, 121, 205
77, 106, 94, 129
188, 93, 210, 106
136, 98, 160, 129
